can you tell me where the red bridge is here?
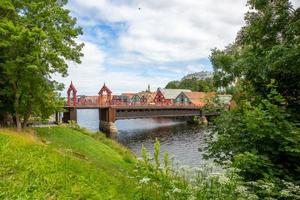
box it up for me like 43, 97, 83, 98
61, 82, 209, 138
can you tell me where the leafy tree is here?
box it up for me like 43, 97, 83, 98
0, 0, 83, 131
207, 0, 300, 197
165, 77, 216, 92
204, 90, 300, 198
165, 80, 180, 89
211, 0, 300, 121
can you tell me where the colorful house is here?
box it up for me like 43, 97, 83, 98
153, 89, 166, 104
175, 92, 206, 106
131, 94, 141, 104
78, 96, 98, 105
139, 92, 156, 104
121, 93, 135, 104
154, 88, 191, 104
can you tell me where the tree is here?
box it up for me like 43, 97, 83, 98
165, 80, 180, 89
165, 77, 216, 92
210, 0, 300, 121
0, 0, 83, 131
207, 0, 300, 197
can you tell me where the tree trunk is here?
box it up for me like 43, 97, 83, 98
22, 102, 32, 129
16, 114, 22, 132
14, 92, 22, 132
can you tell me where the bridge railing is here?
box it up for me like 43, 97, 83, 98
66, 101, 203, 108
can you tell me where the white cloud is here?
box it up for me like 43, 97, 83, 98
70, 0, 248, 62
291, 0, 300, 8
60, 0, 300, 95
185, 64, 206, 74
56, 40, 106, 95
98, 72, 172, 94
55, 40, 172, 96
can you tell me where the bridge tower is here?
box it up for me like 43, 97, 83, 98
98, 83, 112, 105
62, 81, 78, 123
67, 81, 77, 106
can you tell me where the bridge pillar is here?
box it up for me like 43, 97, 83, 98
200, 110, 209, 125
62, 108, 77, 123
99, 107, 118, 138
201, 116, 208, 125
55, 112, 62, 124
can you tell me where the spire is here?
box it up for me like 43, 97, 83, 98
68, 81, 77, 93
98, 82, 112, 95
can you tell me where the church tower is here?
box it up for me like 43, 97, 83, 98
147, 84, 150, 92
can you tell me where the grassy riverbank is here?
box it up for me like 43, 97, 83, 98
0, 126, 138, 199
0, 125, 273, 200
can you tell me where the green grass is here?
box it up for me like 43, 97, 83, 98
0, 127, 138, 199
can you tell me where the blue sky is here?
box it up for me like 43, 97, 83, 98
57, 0, 300, 96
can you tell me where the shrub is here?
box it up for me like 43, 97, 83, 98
134, 139, 258, 200
203, 91, 300, 198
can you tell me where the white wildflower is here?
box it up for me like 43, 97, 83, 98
188, 195, 196, 200
165, 191, 171, 197
218, 175, 230, 184
235, 185, 248, 194
173, 187, 182, 193
280, 190, 290, 197
139, 177, 151, 184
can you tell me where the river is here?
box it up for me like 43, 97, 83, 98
77, 109, 210, 167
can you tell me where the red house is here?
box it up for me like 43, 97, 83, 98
154, 88, 191, 105
153, 89, 166, 104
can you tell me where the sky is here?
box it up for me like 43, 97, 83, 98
56, 0, 300, 96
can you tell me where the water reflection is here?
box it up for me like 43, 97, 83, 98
77, 109, 209, 167
118, 120, 208, 167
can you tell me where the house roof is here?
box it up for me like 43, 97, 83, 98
79, 96, 98, 101
131, 94, 141, 99
121, 93, 135, 99
183, 92, 206, 106
139, 92, 156, 100
205, 92, 217, 97
159, 89, 191, 99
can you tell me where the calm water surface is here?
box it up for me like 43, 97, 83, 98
77, 109, 210, 167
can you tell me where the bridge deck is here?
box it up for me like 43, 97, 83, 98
64, 105, 202, 110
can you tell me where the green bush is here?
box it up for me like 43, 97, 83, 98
204, 93, 300, 198
134, 139, 258, 200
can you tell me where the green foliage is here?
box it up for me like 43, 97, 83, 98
208, 1, 300, 197
0, 0, 83, 130
134, 140, 259, 200
165, 80, 180, 89
210, 0, 300, 121
204, 95, 300, 198
154, 138, 160, 169
165, 77, 216, 92
202, 95, 225, 114
0, 127, 138, 199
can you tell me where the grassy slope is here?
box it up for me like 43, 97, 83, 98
0, 127, 138, 199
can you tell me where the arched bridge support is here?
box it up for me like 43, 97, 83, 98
62, 108, 77, 123
99, 107, 118, 138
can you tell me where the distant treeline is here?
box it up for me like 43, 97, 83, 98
165, 77, 216, 92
